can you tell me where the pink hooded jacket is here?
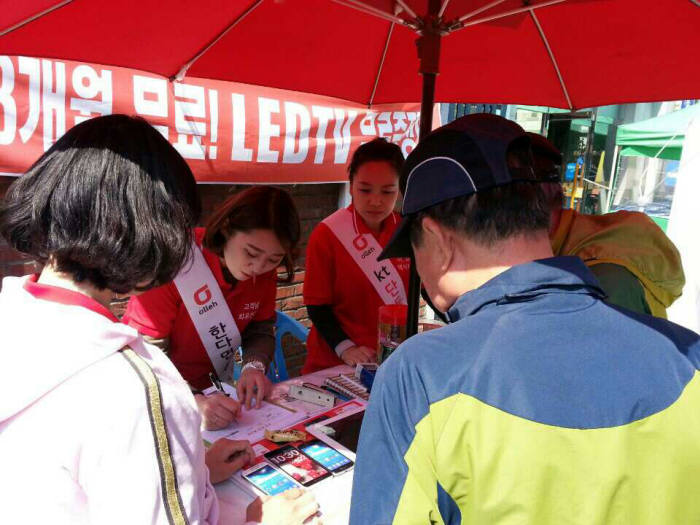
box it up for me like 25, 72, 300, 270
0, 275, 220, 524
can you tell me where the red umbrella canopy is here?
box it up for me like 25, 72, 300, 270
1, 0, 699, 109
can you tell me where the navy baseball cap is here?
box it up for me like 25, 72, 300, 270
379, 113, 536, 260
528, 132, 563, 182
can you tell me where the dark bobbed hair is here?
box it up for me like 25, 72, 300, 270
203, 186, 301, 283
0, 114, 201, 294
410, 142, 550, 248
348, 137, 404, 182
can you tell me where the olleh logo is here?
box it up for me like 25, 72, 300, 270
353, 234, 375, 259
194, 285, 218, 315
194, 285, 212, 305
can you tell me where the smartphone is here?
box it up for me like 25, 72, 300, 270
298, 439, 354, 475
241, 462, 301, 496
264, 445, 332, 487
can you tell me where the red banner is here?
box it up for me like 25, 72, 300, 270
0, 56, 432, 183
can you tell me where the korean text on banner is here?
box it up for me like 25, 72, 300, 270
0, 55, 430, 183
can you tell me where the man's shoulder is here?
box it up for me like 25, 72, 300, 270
562, 295, 700, 368
382, 304, 700, 426
621, 309, 700, 367
380, 321, 477, 384
393, 321, 465, 356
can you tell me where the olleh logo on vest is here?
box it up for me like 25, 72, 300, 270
194, 285, 218, 314
353, 234, 376, 260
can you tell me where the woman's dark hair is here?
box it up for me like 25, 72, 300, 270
203, 186, 301, 283
347, 137, 404, 182
0, 114, 201, 294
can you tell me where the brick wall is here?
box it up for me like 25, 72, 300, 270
0, 176, 341, 377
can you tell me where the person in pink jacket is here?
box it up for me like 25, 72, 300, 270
0, 115, 320, 525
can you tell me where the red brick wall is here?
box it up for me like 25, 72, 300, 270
0, 176, 341, 377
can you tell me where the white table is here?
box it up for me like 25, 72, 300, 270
215, 365, 357, 525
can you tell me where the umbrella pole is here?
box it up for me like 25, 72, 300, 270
406, 72, 438, 338
407, 0, 441, 338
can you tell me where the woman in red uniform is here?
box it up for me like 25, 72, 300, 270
124, 186, 300, 429
303, 138, 409, 373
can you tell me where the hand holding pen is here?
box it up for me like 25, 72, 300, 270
209, 371, 230, 397
192, 372, 242, 431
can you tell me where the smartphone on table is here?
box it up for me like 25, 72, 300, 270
298, 439, 354, 475
264, 445, 332, 487
241, 462, 302, 496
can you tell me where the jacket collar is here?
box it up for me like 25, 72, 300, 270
23, 274, 119, 322
447, 256, 606, 322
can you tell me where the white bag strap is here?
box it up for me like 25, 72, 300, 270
324, 208, 407, 305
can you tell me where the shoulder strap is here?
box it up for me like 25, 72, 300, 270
323, 208, 407, 305
119, 347, 189, 525
173, 241, 242, 379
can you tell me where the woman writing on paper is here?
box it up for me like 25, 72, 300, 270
0, 115, 319, 525
303, 138, 409, 373
125, 186, 301, 429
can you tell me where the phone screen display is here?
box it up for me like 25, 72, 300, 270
242, 463, 299, 496
264, 445, 331, 486
298, 440, 353, 473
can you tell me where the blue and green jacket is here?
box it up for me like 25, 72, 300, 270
350, 257, 700, 525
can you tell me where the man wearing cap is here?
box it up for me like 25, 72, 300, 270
531, 132, 684, 318
349, 114, 700, 525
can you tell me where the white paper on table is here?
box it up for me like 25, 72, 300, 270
201, 383, 305, 444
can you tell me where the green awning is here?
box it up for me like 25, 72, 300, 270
616, 104, 700, 161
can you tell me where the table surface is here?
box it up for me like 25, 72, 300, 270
215, 364, 357, 525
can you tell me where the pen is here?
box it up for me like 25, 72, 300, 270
209, 371, 230, 397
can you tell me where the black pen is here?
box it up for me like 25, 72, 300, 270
209, 371, 230, 397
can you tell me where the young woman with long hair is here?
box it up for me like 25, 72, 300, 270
125, 186, 301, 428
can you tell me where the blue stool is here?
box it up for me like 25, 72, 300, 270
268, 310, 308, 382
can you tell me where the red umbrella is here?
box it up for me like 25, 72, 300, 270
2, 0, 699, 331
2, 1, 698, 109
